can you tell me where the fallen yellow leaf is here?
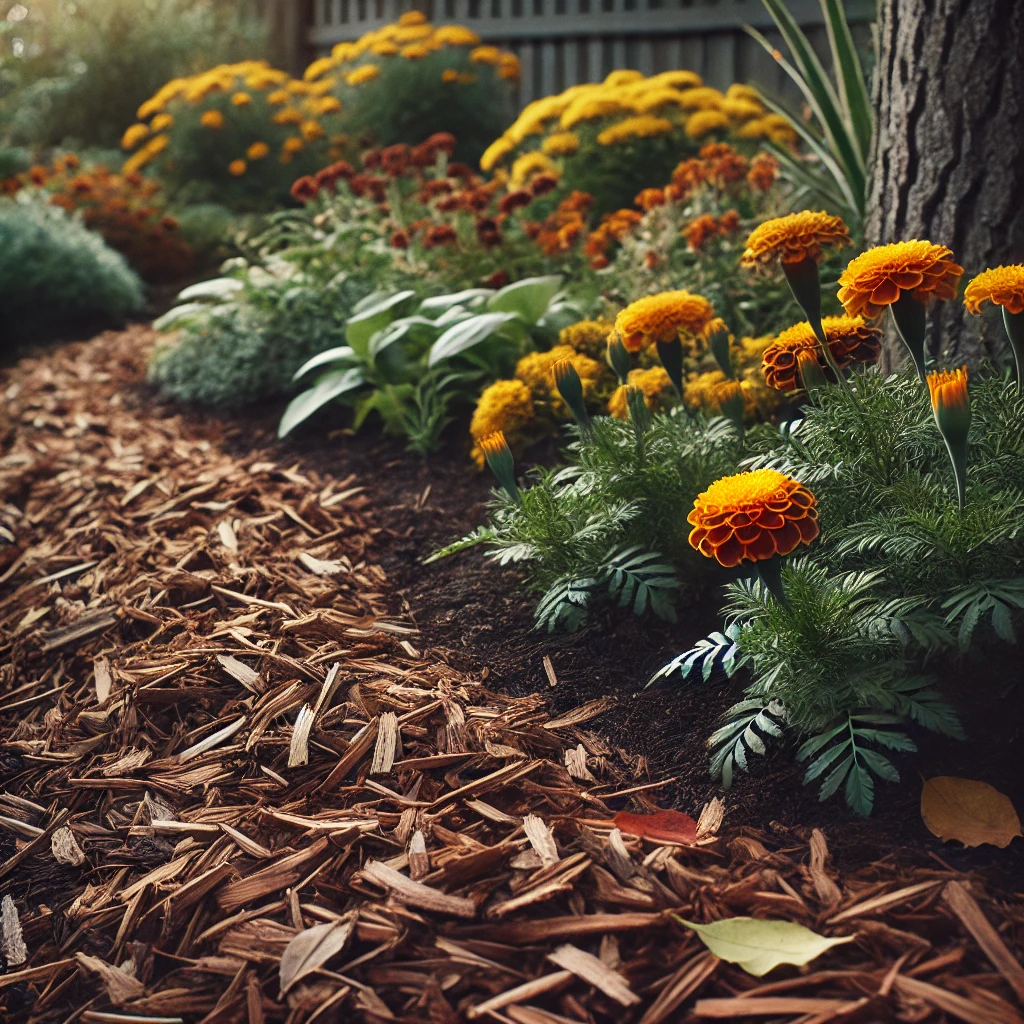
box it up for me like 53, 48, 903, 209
920, 777, 1022, 849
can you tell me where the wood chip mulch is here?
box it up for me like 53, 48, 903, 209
1, 329, 1023, 1024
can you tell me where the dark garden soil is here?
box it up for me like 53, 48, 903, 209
200, 364, 1024, 885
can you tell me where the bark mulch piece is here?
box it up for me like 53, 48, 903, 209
1, 329, 1023, 1023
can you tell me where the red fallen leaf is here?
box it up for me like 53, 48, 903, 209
613, 809, 698, 844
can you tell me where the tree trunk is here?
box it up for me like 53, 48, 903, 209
866, 0, 1024, 370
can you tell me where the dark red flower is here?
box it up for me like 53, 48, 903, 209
423, 223, 458, 248
380, 144, 410, 177
499, 189, 533, 215
529, 173, 559, 198
482, 268, 509, 288
390, 229, 411, 249
290, 175, 320, 202
361, 147, 382, 169
476, 217, 502, 247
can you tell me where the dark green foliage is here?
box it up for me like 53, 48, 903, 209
0, 197, 143, 344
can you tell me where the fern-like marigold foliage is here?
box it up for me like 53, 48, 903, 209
761, 316, 881, 392
688, 468, 819, 567
963, 264, 1024, 315
740, 210, 850, 268
838, 240, 964, 319
612, 290, 716, 352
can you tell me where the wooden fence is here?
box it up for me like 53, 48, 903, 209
271, 0, 875, 105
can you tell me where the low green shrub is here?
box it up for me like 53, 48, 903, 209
0, 196, 143, 343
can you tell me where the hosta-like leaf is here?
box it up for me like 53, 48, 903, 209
486, 274, 563, 323
278, 367, 365, 437
427, 312, 520, 367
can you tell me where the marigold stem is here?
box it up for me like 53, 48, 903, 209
1002, 307, 1024, 392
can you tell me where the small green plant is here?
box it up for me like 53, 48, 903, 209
0, 195, 143, 344
279, 276, 580, 454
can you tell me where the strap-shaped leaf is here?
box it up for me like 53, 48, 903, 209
293, 346, 358, 381
418, 288, 495, 314
176, 277, 244, 302
278, 367, 365, 438
427, 312, 519, 366
820, 0, 873, 158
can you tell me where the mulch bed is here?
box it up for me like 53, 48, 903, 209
1, 328, 1023, 1023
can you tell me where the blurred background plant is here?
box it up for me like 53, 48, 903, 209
481, 68, 797, 216
0, 192, 143, 345
121, 59, 344, 210
2, 151, 195, 281
301, 11, 518, 167
0, 0, 267, 152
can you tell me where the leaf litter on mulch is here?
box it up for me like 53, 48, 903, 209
0, 328, 1022, 1023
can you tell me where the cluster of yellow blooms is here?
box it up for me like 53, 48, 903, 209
302, 12, 520, 91
122, 60, 343, 178
481, 69, 794, 172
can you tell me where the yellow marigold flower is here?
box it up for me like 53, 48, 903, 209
313, 95, 343, 115
346, 64, 381, 86
498, 53, 520, 81
287, 79, 313, 94
761, 316, 882, 392
228, 159, 247, 176
726, 83, 761, 103
400, 42, 430, 59
510, 151, 557, 188
304, 56, 336, 81
629, 87, 687, 114
247, 141, 270, 160
144, 133, 169, 156
838, 240, 964, 319
678, 86, 725, 110
688, 469, 819, 567
604, 69, 645, 87
963, 265, 1024, 316
733, 116, 770, 140
596, 115, 674, 146
268, 89, 290, 105
121, 123, 150, 150
648, 70, 703, 90
273, 108, 304, 125
541, 131, 580, 157
300, 119, 325, 141
441, 68, 460, 83
721, 96, 764, 120
150, 112, 174, 131
367, 40, 398, 55
608, 366, 673, 419
398, 10, 428, 25
559, 319, 613, 360
515, 346, 574, 393
200, 109, 226, 129
480, 136, 515, 171
614, 291, 716, 352
137, 97, 164, 120
742, 211, 851, 268
432, 25, 481, 46
331, 41, 360, 61
561, 97, 625, 129
282, 136, 305, 154
470, 45, 501, 65
469, 379, 536, 463
927, 365, 969, 417
685, 109, 730, 138
231, 91, 252, 106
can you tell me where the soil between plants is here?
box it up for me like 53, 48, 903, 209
174, 390, 1024, 884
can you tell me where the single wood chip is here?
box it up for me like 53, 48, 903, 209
1, 894, 27, 967
217, 519, 238, 554
288, 704, 315, 768
75, 952, 145, 1006
893, 974, 1022, 1024
361, 860, 477, 918
465, 971, 574, 1020
371, 712, 401, 774
547, 943, 640, 1007
408, 830, 429, 880
93, 656, 113, 703
564, 744, 595, 781
693, 997, 863, 1018
216, 654, 264, 693
827, 880, 941, 924
807, 829, 842, 909
51, 825, 86, 866
524, 814, 560, 867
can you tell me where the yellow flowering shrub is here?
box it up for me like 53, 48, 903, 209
301, 13, 518, 164
122, 60, 343, 209
479, 68, 791, 214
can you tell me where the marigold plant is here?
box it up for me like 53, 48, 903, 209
122, 60, 342, 209
761, 316, 881, 393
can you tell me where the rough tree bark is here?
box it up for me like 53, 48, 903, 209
866, 0, 1024, 369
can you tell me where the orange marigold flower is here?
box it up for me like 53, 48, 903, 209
742, 210, 851, 268
927, 365, 969, 417
687, 469, 819, 567
761, 316, 882, 392
838, 240, 965, 319
747, 152, 778, 192
635, 187, 666, 211
200, 109, 225, 129
719, 209, 740, 233
613, 290, 716, 352
963, 265, 1024, 316
684, 214, 720, 251
228, 159, 247, 176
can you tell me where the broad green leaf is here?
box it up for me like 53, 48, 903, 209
152, 302, 209, 331
345, 290, 416, 356
369, 318, 439, 360
486, 275, 563, 324
278, 367, 365, 437
293, 346, 358, 381
176, 277, 243, 302
427, 312, 519, 367
418, 288, 494, 314
674, 917, 854, 976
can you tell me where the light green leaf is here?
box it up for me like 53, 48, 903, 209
427, 312, 519, 366
674, 917, 854, 976
278, 367, 365, 437
418, 288, 494, 314
176, 277, 243, 302
486, 275, 563, 324
345, 290, 416, 356
153, 301, 209, 331
293, 346, 358, 381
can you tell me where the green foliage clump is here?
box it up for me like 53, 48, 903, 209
0, 196, 143, 343
0, 0, 267, 151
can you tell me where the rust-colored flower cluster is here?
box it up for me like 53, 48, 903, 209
583, 208, 643, 267
665, 142, 751, 202
761, 316, 882, 392
688, 468, 819, 567
3, 155, 193, 283
682, 209, 740, 251
533, 191, 595, 257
